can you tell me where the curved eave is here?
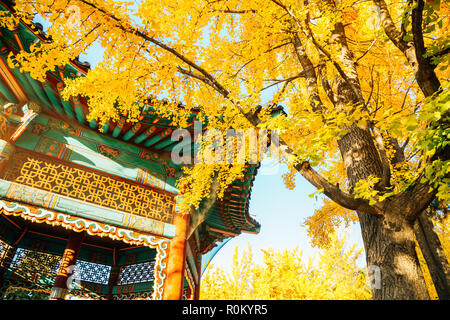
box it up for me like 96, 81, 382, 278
201, 164, 260, 253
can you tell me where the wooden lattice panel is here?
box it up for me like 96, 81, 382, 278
3, 150, 174, 223
75, 260, 111, 285
118, 261, 155, 285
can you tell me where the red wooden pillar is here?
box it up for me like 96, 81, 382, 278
50, 230, 84, 300
163, 203, 190, 300
106, 248, 120, 300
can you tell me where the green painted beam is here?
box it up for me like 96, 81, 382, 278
154, 137, 175, 150
89, 118, 97, 129
72, 95, 86, 124
0, 78, 19, 104
111, 118, 125, 137
101, 121, 110, 133
143, 128, 171, 147
122, 122, 142, 141
25, 73, 54, 110
56, 82, 75, 119
133, 125, 157, 144
6, 64, 39, 103
42, 81, 65, 115
143, 134, 162, 147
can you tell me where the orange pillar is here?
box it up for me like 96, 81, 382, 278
163, 206, 190, 300
50, 230, 84, 300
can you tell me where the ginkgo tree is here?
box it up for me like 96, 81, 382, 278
200, 233, 372, 300
1, 0, 448, 299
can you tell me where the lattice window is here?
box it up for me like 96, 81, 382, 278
74, 260, 111, 285
118, 261, 155, 285
10, 248, 61, 279
0, 238, 11, 267
3, 150, 175, 223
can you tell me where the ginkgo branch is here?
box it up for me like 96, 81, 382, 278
261, 72, 306, 91
356, 38, 377, 62
273, 137, 381, 215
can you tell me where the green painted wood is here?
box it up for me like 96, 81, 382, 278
72, 96, 86, 124
78, 246, 113, 265
143, 134, 163, 147
111, 119, 125, 138
25, 73, 54, 111
14, 121, 175, 186
118, 247, 157, 265
14, 132, 40, 150
122, 123, 142, 141
0, 78, 19, 104
153, 138, 175, 150
6, 64, 39, 103
133, 126, 157, 144
42, 81, 65, 115
80, 126, 141, 155
186, 244, 198, 284
18, 231, 67, 256
101, 121, 110, 133
89, 118, 97, 129
122, 130, 135, 141
13, 126, 179, 193
56, 82, 75, 119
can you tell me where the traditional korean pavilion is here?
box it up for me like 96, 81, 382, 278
0, 0, 260, 300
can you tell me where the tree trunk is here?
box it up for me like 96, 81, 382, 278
336, 124, 430, 299
414, 211, 450, 299
359, 211, 429, 299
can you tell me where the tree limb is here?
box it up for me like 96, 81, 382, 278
373, 0, 409, 52
374, 0, 441, 97
261, 71, 306, 91
273, 137, 381, 215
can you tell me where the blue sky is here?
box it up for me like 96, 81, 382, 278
207, 161, 366, 272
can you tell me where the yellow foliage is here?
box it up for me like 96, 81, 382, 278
2, 0, 449, 209
304, 199, 358, 248
200, 233, 371, 300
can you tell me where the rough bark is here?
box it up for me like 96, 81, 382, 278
359, 211, 429, 299
414, 211, 450, 299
